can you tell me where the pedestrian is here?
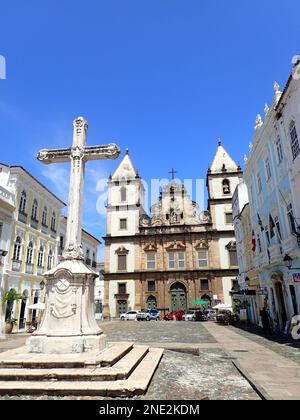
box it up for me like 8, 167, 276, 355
260, 307, 272, 335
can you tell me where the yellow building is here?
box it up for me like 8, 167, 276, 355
0, 164, 66, 331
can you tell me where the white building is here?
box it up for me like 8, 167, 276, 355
244, 71, 300, 332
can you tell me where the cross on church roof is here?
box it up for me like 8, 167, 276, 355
168, 168, 177, 180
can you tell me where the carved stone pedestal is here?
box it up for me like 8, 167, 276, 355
27, 259, 106, 354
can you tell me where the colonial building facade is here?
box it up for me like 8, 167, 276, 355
103, 144, 242, 318
0, 164, 101, 333
242, 64, 300, 332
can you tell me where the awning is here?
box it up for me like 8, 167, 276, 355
212, 303, 232, 310
27, 303, 45, 310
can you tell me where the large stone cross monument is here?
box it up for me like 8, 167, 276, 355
28, 117, 120, 354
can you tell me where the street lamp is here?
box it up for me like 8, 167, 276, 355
283, 254, 300, 270
0, 250, 8, 257
39, 280, 45, 290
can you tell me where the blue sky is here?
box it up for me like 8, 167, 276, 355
1, 0, 300, 259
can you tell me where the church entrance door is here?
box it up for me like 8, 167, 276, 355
170, 282, 187, 312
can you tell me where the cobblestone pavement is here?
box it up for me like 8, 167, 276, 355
228, 324, 300, 365
100, 320, 217, 344
0, 321, 260, 400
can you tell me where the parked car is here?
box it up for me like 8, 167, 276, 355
164, 310, 185, 321
205, 309, 217, 321
216, 310, 235, 324
183, 310, 197, 321
137, 309, 160, 321
120, 310, 138, 321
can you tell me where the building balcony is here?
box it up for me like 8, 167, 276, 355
18, 211, 28, 224
85, 258, 91, 266
25, 263, 34, 274
12, 260, 22, 272
41, 223, 48, 234
30, 217, 39, 230
0, 185, 15, 207
37, 266, 44, 276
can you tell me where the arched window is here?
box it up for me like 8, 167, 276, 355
47, 249, 53, 270
120, 186, 127, 202
26, 241, 34, 264
290, 120, 300, 160
13, 236, 22, 261
19, 191, 27, 213
222, 179, 231, 195
31, 199, 38, 220
42, 206, 48, 226
38, 246, 44, 268
50, 212, 56, 231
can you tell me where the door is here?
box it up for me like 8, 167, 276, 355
275, 282, 287, 331
147, 296, 157, 310
117, 300, 127, 316
170, 283, 187, 312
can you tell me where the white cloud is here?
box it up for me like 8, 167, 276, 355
42, 166, 70, 201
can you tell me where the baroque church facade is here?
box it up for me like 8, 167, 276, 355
103, 142, 242, 318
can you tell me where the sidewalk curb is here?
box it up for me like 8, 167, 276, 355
232, 360, 273, 400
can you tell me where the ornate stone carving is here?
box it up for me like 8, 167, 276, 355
50, 273, 77, 319
115, 246, 129, 255
165, 240, 186, 251
195, 239, 209, 250
255, 114, 263, 130
226, 240, 237, 251
144, 242, 158, 252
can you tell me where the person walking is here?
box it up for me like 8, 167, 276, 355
260, 307, 272, 335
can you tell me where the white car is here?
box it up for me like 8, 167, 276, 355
183, 311, 197, 321
120, 310, 138, 321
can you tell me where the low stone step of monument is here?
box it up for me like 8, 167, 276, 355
0, 348, 164, 397
0, 342, 134, 369
0, 345, 149, 382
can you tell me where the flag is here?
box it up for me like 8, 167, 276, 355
257, 213, 264, 231
269, 214, 275, 238
252, 230, 256, 252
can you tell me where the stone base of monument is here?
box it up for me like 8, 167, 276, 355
0, 342, 163, 397
27, 334, 107, 354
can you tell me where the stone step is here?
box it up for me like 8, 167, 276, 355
0, 342, 134, 369
0, 348, 164, 397
0, 346, 149, 382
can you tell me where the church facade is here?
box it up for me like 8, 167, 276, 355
103, 142, 242, 318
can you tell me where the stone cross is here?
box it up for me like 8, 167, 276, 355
37, 117, 120, 260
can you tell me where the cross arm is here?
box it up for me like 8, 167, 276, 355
37, 148, 72, 164
83, 143, 121, 161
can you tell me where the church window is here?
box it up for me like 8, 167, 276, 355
118, 283, 127, 294
148, 281, 156, 292
13, 236, 22, 261
118, 254, 127, 271
229, 250, 238, 267
31, 199, 38, 221
290, 120, 300, 160
26, 241, 34, 264
222, 179, 231, 195
168, 252, 176, 269
146, 252, 156, 269
198, 250, 208, 267
19, 191, 27, 213
120, 218, 127, 230
38, 246, 44, 268
200, 279, 209, 291
225, 212, 233, 225
178, 251, 185, 268
120, 187, 127, 202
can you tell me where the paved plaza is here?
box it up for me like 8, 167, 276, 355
1, 320, 300, 400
